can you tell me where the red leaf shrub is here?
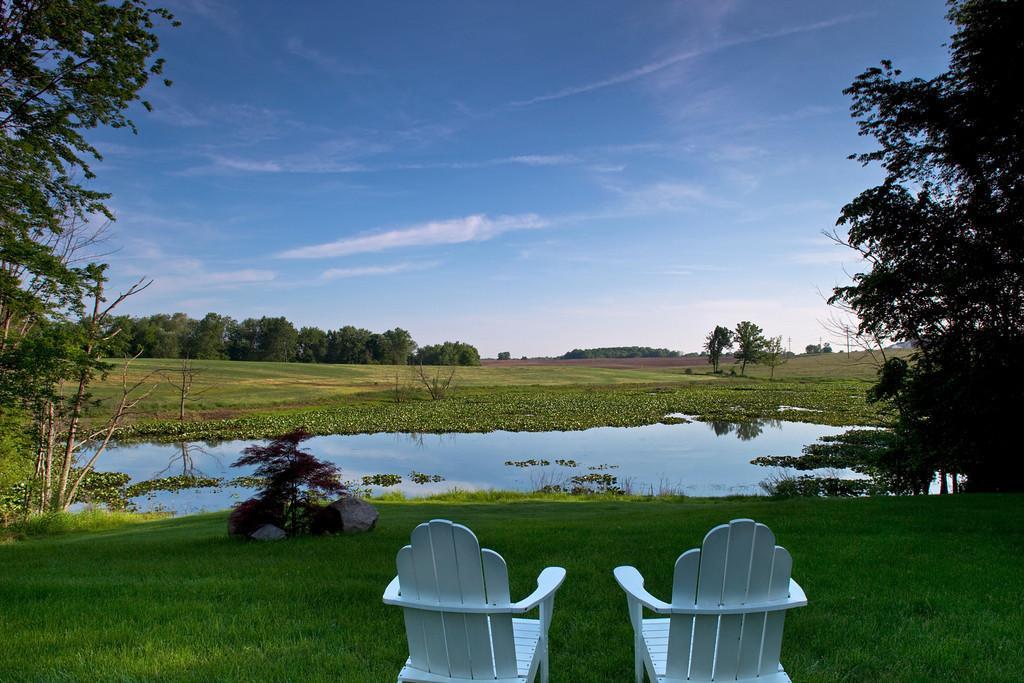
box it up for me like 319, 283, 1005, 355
230, 429, 346, 536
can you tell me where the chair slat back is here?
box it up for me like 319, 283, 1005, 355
667, 519, 796, 682
395, 519, 517, 680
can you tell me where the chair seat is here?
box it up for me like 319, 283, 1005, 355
398, 618, 541, 682
641, 618, 792, 683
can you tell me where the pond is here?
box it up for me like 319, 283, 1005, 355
95, 417, 859, 514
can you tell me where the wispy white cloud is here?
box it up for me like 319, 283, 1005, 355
285, 37, 376, 76
604, 180, 728, 213
280, 213, 549, 259
321, 261, 439, 280
397, 154, 579, 171
508, 14, 867, 107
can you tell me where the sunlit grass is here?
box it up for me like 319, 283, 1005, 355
89, 352, 903, 420
0, 495, 1019, 681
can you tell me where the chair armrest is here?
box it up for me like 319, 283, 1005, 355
613, 566, 671, 614
788, 578, 807, 607
510, 567, 567, 613
382, 576, 401, 603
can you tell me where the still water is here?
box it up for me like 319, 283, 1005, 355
97, 418, 857, 514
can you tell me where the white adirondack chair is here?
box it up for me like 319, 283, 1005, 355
383, 519, 567, 683
614, 519, 807, 683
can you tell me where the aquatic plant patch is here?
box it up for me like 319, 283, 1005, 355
116, 382, 886, 443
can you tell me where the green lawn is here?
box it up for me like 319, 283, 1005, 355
1, 495, 1020, 681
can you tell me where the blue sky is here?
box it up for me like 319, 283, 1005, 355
93, 0, 952, 357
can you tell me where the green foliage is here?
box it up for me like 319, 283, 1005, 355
752, 428, 930, 495
0, 409, 32, 491
760, 474, 877, 498
763, 336, 787, 380
3, 509, 168, 540
2, 2, 175, 514
732, 321, 766, 375
115, 314, 431, 366
125, 475, 222, 498
831, 0, 1024, 491
413, 341, 481, 366
115, 380, 886, 443
295, 326, 329, 363
703, 325, 733, 373
561, 346, 679, 359
0, 0, 177, 239
496, 351, 512, 360
75, 470, 133, 511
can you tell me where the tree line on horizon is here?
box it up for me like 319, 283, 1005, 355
559, 346, 684, 360
105, 313, 481, 366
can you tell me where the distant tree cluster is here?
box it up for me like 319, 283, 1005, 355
804, 343, 833, 355
105, 313, 479, 365
560, 346, 680, 360
411, 341, 481, 366
703, 322, 788, 377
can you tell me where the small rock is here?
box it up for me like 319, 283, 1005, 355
327, 495, 379, 534
249, 524, 287, 541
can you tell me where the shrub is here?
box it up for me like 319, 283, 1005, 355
230, 430, 346, 536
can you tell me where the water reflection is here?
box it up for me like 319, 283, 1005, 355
95, 418, 853, 513
153, 442, 223, 478
707, 418, 783, 441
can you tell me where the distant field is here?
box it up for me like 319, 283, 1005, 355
484, 351, 900, 380
93, 351, 900, 419
94, 357, 719, 418
81, 351, 905, 439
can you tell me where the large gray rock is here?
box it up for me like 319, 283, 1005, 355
249, 524, 287, 541
327, 495, 379, 534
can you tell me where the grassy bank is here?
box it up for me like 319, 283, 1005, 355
1, 495, 1020, 681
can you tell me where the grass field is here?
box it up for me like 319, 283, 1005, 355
85, 352, 900, 441
1, 494, 1020, 681
93, 351, 896, 418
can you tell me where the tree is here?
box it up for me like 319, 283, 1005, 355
257, 317, 298, 362
1, 2, 177, 514
186, 313, 230, 359
296, 327, 328, 363
830, 0, 1024, 492
763, 336, 786, 380
327, 325, 373, 364
413, 341, 481, 366
380, 327, 416, 365
1, 0, 177, 241
703, 326, 732, 373
497, 351, 512, 361
415, 363, 456, 400
1, 1, 176, 356
165, 357, 210, 421
732, 321, 766, 375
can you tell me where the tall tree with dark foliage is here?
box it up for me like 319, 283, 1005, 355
831, 0, 1024, 491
